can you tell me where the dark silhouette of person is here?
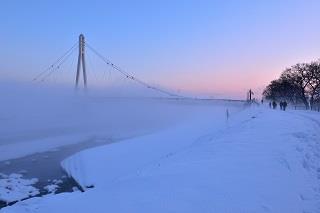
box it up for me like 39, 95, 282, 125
272, 101, 277, 109
269, 102, 272, 108
283, 101, 287, 111
279, 101, 283, 110
261, 99, 264, 104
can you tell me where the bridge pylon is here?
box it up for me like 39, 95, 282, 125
75, 34, 87, 88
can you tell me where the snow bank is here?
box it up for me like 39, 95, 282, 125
61, 105, 239, 189
2, 107, 320, 213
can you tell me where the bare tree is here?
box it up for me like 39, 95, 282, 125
263, 78, 299, 103
306, 61, 320, 109
280, 63, 310, 109
263, 60, 320, 109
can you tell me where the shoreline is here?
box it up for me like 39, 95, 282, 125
0, 137, 117, 209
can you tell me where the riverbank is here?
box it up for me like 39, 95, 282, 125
0, 137, 112, 208
3, 106, 319, 212
0, 90, 244, 209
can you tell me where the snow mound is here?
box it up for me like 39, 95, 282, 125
44, 185, 59, 194
0, 173, 39, 203
61, 105, 238, 189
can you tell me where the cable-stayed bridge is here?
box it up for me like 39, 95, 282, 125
32, 34, 188, 99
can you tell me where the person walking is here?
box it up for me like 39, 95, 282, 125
283, 101, 287, 111
272, 101, 277, 109
279, 101, 283, 110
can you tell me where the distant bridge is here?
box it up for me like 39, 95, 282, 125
32, 34, 250, 102
32, 34, 186, 98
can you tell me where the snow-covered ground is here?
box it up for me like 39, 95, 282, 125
1, 105, 320, 213
0, 82, 245, 208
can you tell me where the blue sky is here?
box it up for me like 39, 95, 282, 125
1, 0, 320, 98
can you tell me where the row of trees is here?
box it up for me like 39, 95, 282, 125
263, 60, 320, 109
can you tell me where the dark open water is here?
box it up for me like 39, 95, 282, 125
0, 137, 116, 209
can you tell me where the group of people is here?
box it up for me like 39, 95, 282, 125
279, 101, 288, 111
268, 100, 288, 111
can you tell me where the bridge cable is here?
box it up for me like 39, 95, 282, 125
86, 42, 186, 98
39, 45, 77, 82
32, 42, 78, 82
